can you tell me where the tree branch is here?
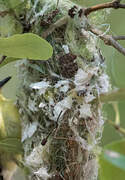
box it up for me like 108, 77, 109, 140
84, 0, 125, 16
113, 35, 125, 40
89, 26, 125, 56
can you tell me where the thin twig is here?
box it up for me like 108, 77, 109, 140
112, 102, 120, 125
99, 88, 125, 103
41, 111, 63, 145
0, 10, 10, 17
42, 16, 68, 38
89, 26, 125, 56
91, 88, 125, 104
84, 0, 125, 16
57, 0, 59, 8
113, 35, 125, 40
108, 120, 125, 136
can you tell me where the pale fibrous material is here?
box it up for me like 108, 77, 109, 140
17, 0, 110, 179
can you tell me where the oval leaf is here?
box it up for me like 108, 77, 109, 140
0, 57, 20, 68
0, 33, 53, 60
104, 150, 125, 171
99, 139, 125, 180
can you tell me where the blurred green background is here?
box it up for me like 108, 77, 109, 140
0, 0, 125, 147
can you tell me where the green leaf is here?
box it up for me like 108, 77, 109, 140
103, 150, 125, 171
0, 137, 23, 154
0, 57, 20, 68
99, 139, 125, 180
0, 33, 53, 60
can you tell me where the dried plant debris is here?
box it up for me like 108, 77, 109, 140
16, 0, 111, 179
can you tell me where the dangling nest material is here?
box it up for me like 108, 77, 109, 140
16, 0, 110, 179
